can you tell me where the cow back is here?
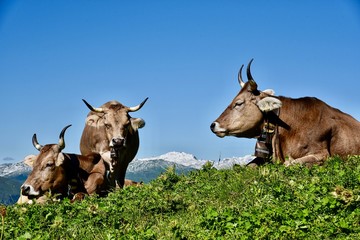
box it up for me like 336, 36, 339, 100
274, 96, 360, 161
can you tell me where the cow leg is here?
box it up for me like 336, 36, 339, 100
116, 161, 129, 189
246, 157, 268, 167
71, 192, 87, 203
284, 152, 328, 167
17, 194, 32, 205
85, 173, 105, 195
17, 194, 52, 205
36, 195, 52, 204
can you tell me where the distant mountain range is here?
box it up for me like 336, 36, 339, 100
127, 152, 254, 182
0, 152, 254, 205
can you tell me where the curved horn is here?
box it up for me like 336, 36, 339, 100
246, 58, 255, 81
32, 134, 43, 151
58, 124, 72, 150
246, 58, 258, 91
82, 99, 104, 113
237, 64, 245, 88
127, 97, 149, 112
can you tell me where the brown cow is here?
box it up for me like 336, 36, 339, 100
80, 98, 148, 188
20, 125, 110, 202
211, 59, 360, 166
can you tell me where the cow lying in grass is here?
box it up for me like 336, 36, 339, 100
20, 125, 110, 203
211, 59, 360, 166
17, 178, 143, 204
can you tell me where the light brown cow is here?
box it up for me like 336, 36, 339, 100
211, 59, 360, 166
80, 98, 148, 188
20, 125, 110, 202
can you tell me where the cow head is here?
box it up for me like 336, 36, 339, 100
210, 59, 282, 138
82, 98, 148, 158
21, 125, 72, 198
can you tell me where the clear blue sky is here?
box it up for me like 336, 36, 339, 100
1, 0, 360, 163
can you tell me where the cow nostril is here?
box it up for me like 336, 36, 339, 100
112, 138, 124, 146
210, 122, 216, 131
21, 185, 30, 195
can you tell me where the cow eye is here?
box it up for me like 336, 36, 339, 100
104, 123, 111, 130
46, 162, 54, 168
234, 101, 244, 108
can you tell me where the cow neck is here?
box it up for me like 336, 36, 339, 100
62, 153, 85, 196
254, 109, 280, 161
62, 153, 80, 177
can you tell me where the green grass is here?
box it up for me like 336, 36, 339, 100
1, 156, 360, 239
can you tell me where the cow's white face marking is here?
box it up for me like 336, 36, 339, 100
210, 122, 227, 138
21, 184, 40, 196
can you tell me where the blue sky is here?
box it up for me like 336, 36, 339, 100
1, 0, 360, 163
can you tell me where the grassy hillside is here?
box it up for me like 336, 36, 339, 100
1, 156, 359, 239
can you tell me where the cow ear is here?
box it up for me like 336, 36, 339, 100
86, 115, 100, 126
262, 89, 275, 96
56, 153, 65, 166
257, 97, 282, 112
24, 154, 37, 167
130, 118, 145, 131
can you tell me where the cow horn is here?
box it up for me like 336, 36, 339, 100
237, 64, 245, 88
58, 125, 72, 150
82, 99, 104, 113
32, 134, 43, 151
127, 97, 149, 112
246, 58, 258, 91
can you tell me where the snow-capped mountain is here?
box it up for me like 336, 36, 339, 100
0, 162, 31, 178
126, 152, 255, 182
131, 152, 209, 170
0, 162, 31, 205
131, 151, 255, 171
213, 155, 256, 169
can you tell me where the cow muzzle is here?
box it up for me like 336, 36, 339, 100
110, 138, 125, 147
21, 184, 40, 197
210, 122, 227, 138
109, 137, 126, 158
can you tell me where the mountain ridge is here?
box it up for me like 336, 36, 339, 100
0, 151, 255, 178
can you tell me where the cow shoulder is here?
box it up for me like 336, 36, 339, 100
78, 153, 104, 173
